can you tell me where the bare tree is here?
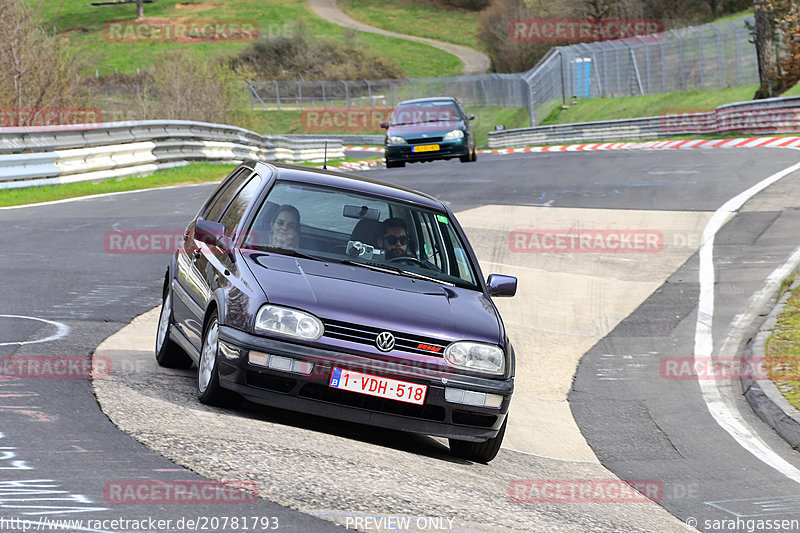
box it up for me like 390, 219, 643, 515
0, 0, 83, 125
136, 0, 144, 19
753, 0, 780, 97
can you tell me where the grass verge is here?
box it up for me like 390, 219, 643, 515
0, 157, 386, 208
541, 86, 760, 125
765, 272, 800, 411
0, 163, 236, 208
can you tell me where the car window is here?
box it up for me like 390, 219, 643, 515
244, 180, 479, 289
204, 168, 253, 222
219, 174, 262, 232
392, 101, 460, 126
265, 182, 389, 234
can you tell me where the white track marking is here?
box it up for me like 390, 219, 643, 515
0, 315, 70, 346
694, 160, 800, 483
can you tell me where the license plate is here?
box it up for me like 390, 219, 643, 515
412, 144, 439, 153
329, 368, 427, 405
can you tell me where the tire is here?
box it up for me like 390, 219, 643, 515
197, 312, 242, 407
386, 160, 405, 168
460, 146, 477, 163
155, 287, 192, 369
449, 416, 507, 463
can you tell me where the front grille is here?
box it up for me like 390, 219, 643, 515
298, 383, 446, 421
322, 318, 449, 356
406, 137, 443, 144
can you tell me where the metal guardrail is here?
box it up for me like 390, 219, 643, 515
0, 120, 344, 189
488, 96, 800, 148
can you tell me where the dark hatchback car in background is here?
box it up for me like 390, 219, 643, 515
155, 161, 517, 462
380, 97, 477, 168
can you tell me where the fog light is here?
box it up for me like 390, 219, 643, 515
445, 387, 504, 409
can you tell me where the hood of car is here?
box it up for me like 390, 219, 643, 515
242, 253, 501, 345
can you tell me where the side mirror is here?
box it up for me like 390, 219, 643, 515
487, 274, 517, 297
195, 219, 226, 248
467, 114, 475, 121
380, 121, 389, 129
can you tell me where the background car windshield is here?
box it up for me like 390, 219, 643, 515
245, 181, 479, 288
392, 102, 460, 126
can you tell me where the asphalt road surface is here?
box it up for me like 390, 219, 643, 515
2, 148, 800, 532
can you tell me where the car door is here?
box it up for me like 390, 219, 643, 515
173, 167, 256, 349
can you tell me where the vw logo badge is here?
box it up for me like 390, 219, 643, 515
376, 331, 395, 352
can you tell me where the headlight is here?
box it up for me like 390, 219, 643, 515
444, 129, 464, 140
254, 305, 323, 340
387, 136, 405, 145
444, 341, 505, 375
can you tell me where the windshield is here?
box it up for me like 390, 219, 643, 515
242, 181, 479, 289
391, 102, 461, 127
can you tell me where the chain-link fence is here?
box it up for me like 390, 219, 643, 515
245, 17, 757, 126
531, 18, 758, 123
86, 17, 758, 127
245, 75, 531, 112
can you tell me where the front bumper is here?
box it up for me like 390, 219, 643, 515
385, 139, 469, 163
217, 326, 513, 442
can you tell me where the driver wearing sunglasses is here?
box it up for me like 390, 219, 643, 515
378, 218, 411, 260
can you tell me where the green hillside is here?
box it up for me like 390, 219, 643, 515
41, 0, 461, 78
339, 0, 483, 50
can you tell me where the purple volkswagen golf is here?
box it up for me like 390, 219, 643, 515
156, 161, 517, 463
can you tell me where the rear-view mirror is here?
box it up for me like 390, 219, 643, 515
487, 274, 517, 297
195, 219, 226, 248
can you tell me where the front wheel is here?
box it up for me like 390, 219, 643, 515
155, 288, 192, 369
386, 160, 405, 168
449, 416, 507, 463
460, 146, 477, 163
197, 312, 242, 407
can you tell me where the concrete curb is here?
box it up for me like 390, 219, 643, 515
743, 276, 800, 450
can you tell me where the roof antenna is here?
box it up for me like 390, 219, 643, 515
323, 141, 327, 170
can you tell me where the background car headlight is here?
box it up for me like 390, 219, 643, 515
444, 341, 505, 375
255, 305, 323, 340
444, 129, 464, 140
387, 136, 406, 145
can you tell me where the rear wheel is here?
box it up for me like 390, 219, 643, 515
197, 312, 242, 407
155, 288, 192, 369
449, 417, 507, 463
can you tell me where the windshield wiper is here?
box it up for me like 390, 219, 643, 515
245, 245, 323, 262
341, 260, 453, 286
